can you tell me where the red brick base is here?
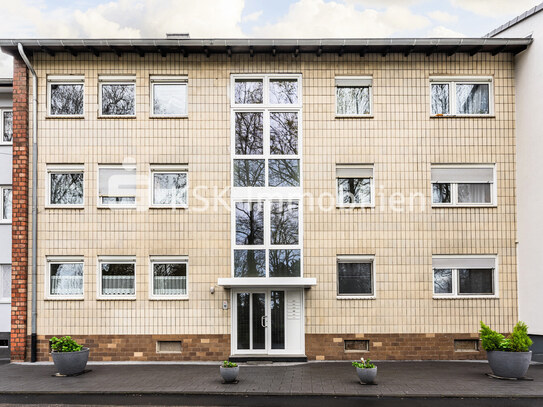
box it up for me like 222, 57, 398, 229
306, 333, 485, 360
32, 333, 484, 361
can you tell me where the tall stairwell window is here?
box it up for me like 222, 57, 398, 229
231, 74, 303, 279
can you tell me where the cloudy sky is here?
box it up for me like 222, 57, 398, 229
0, 0, 540, 76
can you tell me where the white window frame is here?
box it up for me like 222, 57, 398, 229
232, 199, 302, 278
431, 164, 497, 208
336, 164, 374, 208
45, 256, 84, 300
98, 75, 136, 118
336, 255, 376, 299
97, 164, 137, 209
149, 165, 188, 208
0, 264, 10, 303
429, 76, 494, 117
0, 108, 13, 145
149, 256, 189, 300
97, 256, 136, 300
0, 185, 11, 224
150, 75, 188, 118
231, 74, 304, 281
46, 164, 85, 208
47, 75, 85, 118
432, 255, 498, 299
335, 76, 373, 118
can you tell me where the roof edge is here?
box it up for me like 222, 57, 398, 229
486, 2, 543, 37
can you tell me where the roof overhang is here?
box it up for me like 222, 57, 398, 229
217, 277, 317, 288
0, 38, 533, 58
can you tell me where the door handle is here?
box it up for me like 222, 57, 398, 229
261, 315, 268, 328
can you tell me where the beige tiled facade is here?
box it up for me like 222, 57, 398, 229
26, 51, 516, 356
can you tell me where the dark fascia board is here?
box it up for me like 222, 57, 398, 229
0, 37, 532, 57
486, 2, 543, 37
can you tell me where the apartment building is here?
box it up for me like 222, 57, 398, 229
0, 78, 12, 360
489, 2, 543, 362
0, 37, 531, 362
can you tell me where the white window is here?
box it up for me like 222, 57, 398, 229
150, 165, 188, 207
336, 164, 373, 207
337, 255, 375, 298
0, 264, 10, 303
99, 75, 136, 117
431, 165, 496, 207
233, 200, 301, 278
335, 77, 372, 117
150, 76, 188, 117
98, 257, 136, 299
47, 75, 84, 117
0, 186, 11, 222
430, 76, 493, 116
433, 256, 497, 298
46, 165, 84, 207
98, 165, 137, 207
1, 109, 12, 144
46, 257, 84, 299
232, 74, 301, 189
150, 256, 188, 299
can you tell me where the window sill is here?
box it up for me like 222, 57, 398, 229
433, 295, 498, 300
97, 297, 137, 301
336, 204, 374, 209
98, 115, 137, 119
0, 143, 13, 146
45, 205, 85, 209
46, 115, 85, 120
335, 114, 374, 119
430, 115, 495, 119
0, 300, 10, 304
150, 115, 188, 119
45, 297, 84, 301
337, 295, 376, 300
432, 204, 497, 208
0, 221, 12, 225
149, 205, 188, 209
149, 296, 189, 301
97, 205, 137, 210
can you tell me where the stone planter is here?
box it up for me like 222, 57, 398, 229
51, 348, 90, 376
356, 366, 377, 384
487, 350, 532, 379
220, 366, 239, 383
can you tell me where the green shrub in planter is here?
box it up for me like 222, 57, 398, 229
50, 336, 83, 353
480, 321, 533, 379
50, 336, 89, 376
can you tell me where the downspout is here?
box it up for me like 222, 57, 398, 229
17, 43, 38, 363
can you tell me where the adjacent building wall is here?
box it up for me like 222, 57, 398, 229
15, 51, 518, 361
494, 8, 543, 359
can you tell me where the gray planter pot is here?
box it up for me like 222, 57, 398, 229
51, 348, 89, 376
487, 350, 532, 379
356, 366, 377, 384
220, 366, 239, 383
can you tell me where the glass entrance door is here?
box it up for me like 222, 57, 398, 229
234, 290, 286, 353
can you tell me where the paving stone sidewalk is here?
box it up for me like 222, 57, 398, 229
0, 361, 541, 399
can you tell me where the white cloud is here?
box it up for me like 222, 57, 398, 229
451, 0, 540, 17
242, 10, 263, 23
427, 10, 458, 23
346, 0, 423, 7
250, 0, 430, 37
427, 25, 466, 37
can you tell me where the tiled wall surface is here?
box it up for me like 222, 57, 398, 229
24, 52, 516, 342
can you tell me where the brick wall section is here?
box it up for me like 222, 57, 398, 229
11, 56, 29, 362
306, 333, 486, 361
34, 333, 485, 361
35, 334, 230, 362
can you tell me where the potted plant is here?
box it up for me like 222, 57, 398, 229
219, 360, 239, 383
50, 336, 90, 376
352, 358, 377, 384
480, 321, 533, 379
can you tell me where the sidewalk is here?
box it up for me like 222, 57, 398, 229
0, 361, 541, 406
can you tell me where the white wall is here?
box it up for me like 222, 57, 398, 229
496, 12, 543, 335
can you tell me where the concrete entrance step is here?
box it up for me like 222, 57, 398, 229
229, 354, 307, 363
